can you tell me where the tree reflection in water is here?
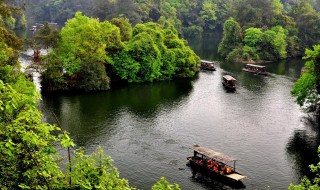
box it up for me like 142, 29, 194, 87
286, 113, 320, 181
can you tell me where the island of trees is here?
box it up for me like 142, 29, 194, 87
39, 12, 199, 92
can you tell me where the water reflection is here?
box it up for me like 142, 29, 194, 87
187, 32, 222, 61
286, 115, 320, 181
42, 79, 194, 147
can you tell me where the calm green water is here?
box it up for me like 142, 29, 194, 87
37, 35, 319, 190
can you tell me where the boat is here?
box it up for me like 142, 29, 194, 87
200, 60, 216, 71
187, 145, 246, 183
30, 26, 37, 31
222, 75, 236, 90
242, 64, 267, 75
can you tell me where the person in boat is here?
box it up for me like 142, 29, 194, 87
221, 165, 226, 172
226, 167, 233, 174
213, 166, 218, 173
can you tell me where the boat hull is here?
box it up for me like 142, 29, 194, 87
201, 66, 216, 71
242, 68, 268, 75
222, 82, 236, 91
200, 60, 216, 71
187, 157, 245, 183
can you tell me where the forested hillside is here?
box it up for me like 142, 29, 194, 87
9, 0, 320, 60
10, 0, 319, 38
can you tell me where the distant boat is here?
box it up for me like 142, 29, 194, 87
242, 64, 268, 75
200, 60, 216, 71
30, 26, 37, 31
187, 145, 246, 183
222, 75, 236, 91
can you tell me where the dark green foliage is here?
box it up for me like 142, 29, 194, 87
226, 45, 259, 62
35, 23, 60, 49
113, 22, 199, 82
291, 45, 320, 112
75, 62, 110, 91
0, 27, 22, 66
219, 0, 319, 59
292, 0, 320, 49
220, 20, 288, 62
113, 31, 162, 82
41, 12, 122, 92
13, 13, 27, 29
40, 53, 67, 92
218, 17, 242, 58
111, 17, 133, 42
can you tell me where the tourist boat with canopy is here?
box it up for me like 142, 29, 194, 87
187, 145, 246, 183
242, 64, 268, 75
222, 75, 236, 90
200, 60, 216, 71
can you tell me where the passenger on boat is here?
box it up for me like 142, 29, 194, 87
213, 166, 218, 173
226, 167, 232, 174
207, 160, 212, 168
221, 165, 226, 171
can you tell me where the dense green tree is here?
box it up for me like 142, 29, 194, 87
92, 0, 117, 21
222, 25, 288, 61
14, 13, 27, 29
226, 45, 259, 62
111, 17, 133, 42
218, 17, 242, 58
291, 45, 320, 112
43, 12, 123, 91
113, 22, 199, 82
243, 27, 263, 47
292, 0, 320, 49
0, 2, 22, 67
231, 0, 274, 28
200, 0, 217, 30
60, 13, 121, 69
40, 52, 67, 91
35, 23, 60, 49
271, 26, 288, 59
113, 23, 163, 82
57, 12, 105, 75
3, 16, 16, 30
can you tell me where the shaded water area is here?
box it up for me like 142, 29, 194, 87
34, 34, 320, 189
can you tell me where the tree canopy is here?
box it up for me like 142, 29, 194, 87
40, 12, 199, 92
112, 22, 200, 82
215, 0, 320, 61
291, 45, 320, 113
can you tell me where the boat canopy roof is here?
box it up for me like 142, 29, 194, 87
201, 60, 215, 64
246, 64, 266, 68
193, 145, 236, 164
223, 75, 236, 81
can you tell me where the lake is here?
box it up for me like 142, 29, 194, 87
25, 34, 319, 189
